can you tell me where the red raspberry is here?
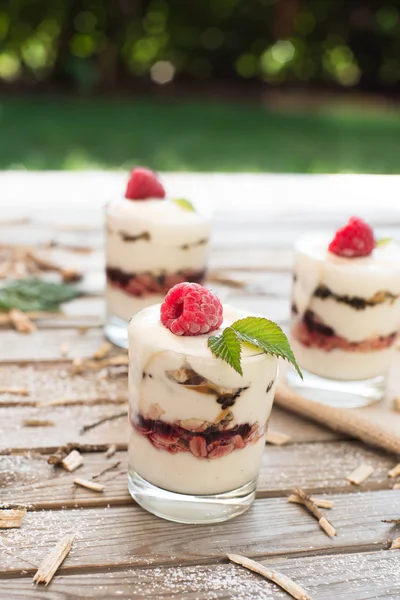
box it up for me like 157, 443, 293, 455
160, 283, 223, 336
125, 167, 166, 200
328, 216, 375, 258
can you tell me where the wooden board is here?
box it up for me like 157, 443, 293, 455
1, 550, 399, 599
1, 490, 399, 575
0, 442, 396, 510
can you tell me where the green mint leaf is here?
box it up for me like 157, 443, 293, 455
0, 279, 82, 312
375, 237, 392, 247
208, 327, 243, 375
172, 198, 196, 212
231, 317, 302, 379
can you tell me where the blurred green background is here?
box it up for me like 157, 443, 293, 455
1, 0, 399, 172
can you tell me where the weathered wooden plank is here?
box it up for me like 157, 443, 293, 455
0, 442, 395, 510
0, 490, 399, 575
0, 328, 105, 362
1, 550, 399, 599
0, 364, 127, 407
0, 404, 342, 452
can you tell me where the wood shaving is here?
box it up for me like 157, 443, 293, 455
80, 410, 127, 434
0, 508, 26, 529
105, 444, 117, 458
266, 429, 292, 446
22, 419, 54, 427
227, 553, 311, 600
33, 534, 74, 585
288, 494, 334, 509
59, 268, 82, 283
390, 537, 400, 550
388, 463, 400, 478
9, 309, 37, 333
92, 460, 121, 480
61, 450, 84, 472
0, 386, 29, 396
293, 488, 336, 538
393, 483, 400, 490
27, 250, 82, 282
92, 341, 112, 360
346, 464, 375, 485
36, 396, 127, 408
59, 342, 70, 357
73, 478, 105, 492
393, 397, 400, 412
207, 273, 246, 288
71, 354, 128, 374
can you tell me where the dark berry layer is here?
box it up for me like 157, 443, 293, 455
313, 285, 398, 311
293, 310, 397, 352
106, 267, 206, 297
132, 414, 264, 459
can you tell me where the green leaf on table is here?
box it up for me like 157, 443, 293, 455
0, 279, 82, 312
208, 326, 243, 376
172, 198, 196, 212
208, 316, 302, 378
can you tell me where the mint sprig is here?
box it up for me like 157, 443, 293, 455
172, 198, 196, 212
208, 317, 302, 378
375, 237, 392, 247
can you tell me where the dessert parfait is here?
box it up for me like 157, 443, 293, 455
128, 282, 301, 524
288, 216, 400, 407
105, 167, 211, 347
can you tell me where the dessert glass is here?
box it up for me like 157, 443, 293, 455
105, 199, 211, 348
287, 235, 400, 407
127, 304, 278, 524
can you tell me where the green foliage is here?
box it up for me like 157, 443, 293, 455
208, 316, 302, 377
0, 279, 82, 312
0, 1, 399, 90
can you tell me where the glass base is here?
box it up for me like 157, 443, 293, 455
104, 315, 128, 349
128, 470, 256, 524
286, 369, 386, 408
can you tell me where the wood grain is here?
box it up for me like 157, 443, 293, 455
1, 442, 395, 510
0, 490, 399, 575
2, 550, 399, 599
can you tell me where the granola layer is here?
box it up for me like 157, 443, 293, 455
106, 266, 206, 297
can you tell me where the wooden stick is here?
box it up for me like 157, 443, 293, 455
0, 508, 26, 529
346, 464, 374, 485
9, 309, 36, 333
22, 419, 54, 427
92, 341, 112, 360
80, 411, 127, 434
0, 311, 60, 326
227, 553, 311, 600
0, 387, 29, 396
104, 444, 117, 458
71, 354, 128, 374
92, 461, 121, 480
36, 396, 127, 408
73, 478, 105, 492
382, 519, 400, 524
275, 383, 400, 455
293, 488, 336, 538
33, 534, 74, 585
388, 464, 400, 478
266, 430, 292, 446
61, 450, 84, 472
288, 494, 334, 509
390, 537, 400, 550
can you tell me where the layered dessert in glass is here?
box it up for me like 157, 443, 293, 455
287, 216, 400, 407
105, 167, 211, 347
128, 282, 300, 523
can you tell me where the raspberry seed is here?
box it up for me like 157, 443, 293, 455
160, 282, 223, 336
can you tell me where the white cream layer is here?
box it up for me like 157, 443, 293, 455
291, 338, 395, 380
129, 429, 265, 495
128, 303, 278, 493
106, 198, 211, 273
106, 286, 165, 322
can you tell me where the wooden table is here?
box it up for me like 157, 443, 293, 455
1, 173, 399, 599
